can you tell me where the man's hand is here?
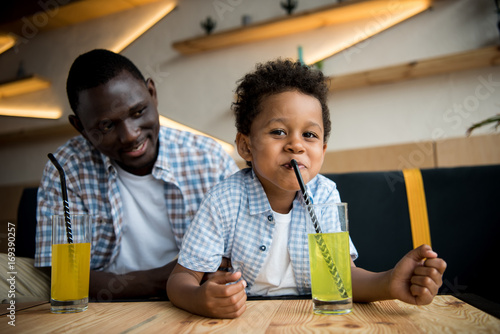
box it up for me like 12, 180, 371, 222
389, 244, 447, 305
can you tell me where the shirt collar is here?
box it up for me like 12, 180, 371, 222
152, 127, 171, 174
243, 168, 303, 215
244, 169, 272, 215
102, 151, 116, 176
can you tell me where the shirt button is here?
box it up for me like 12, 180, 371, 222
267, 215, 273, 222
260, 245, 266, 251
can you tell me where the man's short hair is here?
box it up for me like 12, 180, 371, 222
66, 49, 146, 114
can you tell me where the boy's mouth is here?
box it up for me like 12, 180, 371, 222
283, 161, 305, 169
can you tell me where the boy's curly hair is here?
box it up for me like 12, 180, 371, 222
232, 59, 331, 142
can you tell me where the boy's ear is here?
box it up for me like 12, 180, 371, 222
236, 132, 253, 163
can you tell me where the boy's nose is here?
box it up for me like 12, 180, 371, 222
285, 136, 305, 153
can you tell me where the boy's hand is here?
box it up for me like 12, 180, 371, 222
202, 257, 232, 283
198, 271, 247, 318
389, 244, 447, 305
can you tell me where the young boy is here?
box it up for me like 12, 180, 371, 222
167, 59, 446, 319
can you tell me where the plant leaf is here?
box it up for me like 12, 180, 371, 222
466, 114, 500, 136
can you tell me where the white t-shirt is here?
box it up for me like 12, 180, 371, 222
106, 163, 178, 274
250, 210, 299, 296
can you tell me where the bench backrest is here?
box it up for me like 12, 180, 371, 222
324, 164, 500, 303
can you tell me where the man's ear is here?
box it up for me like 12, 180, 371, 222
236, 132, 252, 163
69, 114, 85, 135
146, 78, 158, 107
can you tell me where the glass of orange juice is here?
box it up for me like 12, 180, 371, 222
51, 214, 91, 313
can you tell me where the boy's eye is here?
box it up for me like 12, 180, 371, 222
303, 131, 318, 139
270, 129, 286, 136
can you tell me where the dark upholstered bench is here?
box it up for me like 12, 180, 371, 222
324, 164, 500, 315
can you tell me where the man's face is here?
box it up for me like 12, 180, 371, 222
74, 71, 160, 176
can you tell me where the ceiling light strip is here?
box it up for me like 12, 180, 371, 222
0, 107, 62, 119
159, 116, 234, 153
112, 1, 176, 53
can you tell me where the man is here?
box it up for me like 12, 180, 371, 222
35, 49, 238, 300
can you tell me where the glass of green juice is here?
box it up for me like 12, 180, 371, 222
51, 214, 91, 314
307, 202, 352, 315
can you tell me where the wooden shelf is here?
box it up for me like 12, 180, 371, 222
329, 45, 500, 91
173, 0, 434, 55
0, 124, 78, 146
0, 35, 15, 54
0, 75, 50, 99
0, 0, 167, 35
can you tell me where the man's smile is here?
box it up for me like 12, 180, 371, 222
122, 140, 147, 158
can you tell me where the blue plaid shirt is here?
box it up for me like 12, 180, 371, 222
35, 126, 238, 269
178, 168, 358, 295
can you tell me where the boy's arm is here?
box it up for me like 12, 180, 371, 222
167, 263, 247, 319
351, 266, 391, 302
351, 244, 446, 305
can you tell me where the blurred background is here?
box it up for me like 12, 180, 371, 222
0, 0, 498, 187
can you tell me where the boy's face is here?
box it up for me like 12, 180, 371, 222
71, 71, 160, 176
237, 90, 327, 202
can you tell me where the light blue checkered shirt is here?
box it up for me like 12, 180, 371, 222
35, 126, 238, 269
178, 168, 358, 295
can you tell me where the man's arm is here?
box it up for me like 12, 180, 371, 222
38, 260, 177, 301
42, 258, 232, 301
90, 260, 177, 301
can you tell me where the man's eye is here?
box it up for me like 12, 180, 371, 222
100, 120, 114, 132
133, 108, 146, 117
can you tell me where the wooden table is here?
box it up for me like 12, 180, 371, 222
1, 296, 499, 333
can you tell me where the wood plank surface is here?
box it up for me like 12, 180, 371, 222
2, 296, 499, 333
435, 133, 500, 167
320, 141, 436, 174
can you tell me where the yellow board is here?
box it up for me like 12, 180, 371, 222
402, 169, 432, 248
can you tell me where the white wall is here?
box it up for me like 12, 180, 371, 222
324, 0, 500, 150
0, 0, 498, 186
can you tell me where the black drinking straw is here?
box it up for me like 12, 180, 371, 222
48, 153, 74, 244
291, 160, 322, 234
291, 159, 348, 298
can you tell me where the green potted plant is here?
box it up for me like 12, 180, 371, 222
466, 114, 500, 136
